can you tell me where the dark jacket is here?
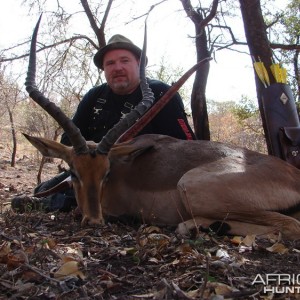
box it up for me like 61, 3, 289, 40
61, 79, 195, 145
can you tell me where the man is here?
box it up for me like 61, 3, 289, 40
62, 34, 195, 145
12, 34, 195, 213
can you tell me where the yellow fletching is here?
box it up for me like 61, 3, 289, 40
254, 61, 270, 87
261, 63, 270, 86
270, 63, 282, 83
281, 67, 287, 84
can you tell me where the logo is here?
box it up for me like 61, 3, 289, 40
252, 274, 300, 294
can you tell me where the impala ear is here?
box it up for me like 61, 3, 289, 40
23, 133, 72, 162
109, 138, 154, 161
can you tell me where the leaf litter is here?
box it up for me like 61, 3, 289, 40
1, 156, 300, 299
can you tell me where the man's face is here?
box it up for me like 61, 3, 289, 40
103, 49, 140, 95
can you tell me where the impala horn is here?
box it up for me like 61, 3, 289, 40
96, 22, 155, 154
25, 14, 89, 155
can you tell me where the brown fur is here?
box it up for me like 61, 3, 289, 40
24, 134, 300, 240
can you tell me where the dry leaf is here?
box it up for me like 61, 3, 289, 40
6, 252, 26, 270
0, 241, 11, 262
61, 255, 80, 263
54, 261, 85, 280
118, 247, 136, 256
215, 283, 235, 296
149, 257, 159, 264
177, 243, 194, 254
100, 279, 115, 289
186, 289, 201, 298
14, 282, 35, 293
208, 282, 237, 296
27, 233, 38, 238
132, 292, 155, 298
230, 236, 243, 245
266, 242, 288, 254
267, 232, 281, 243
141, 226, 161, 234
21, 270, 43, 282
242, 234, 257, 247
147, 234, 170, 245
138, 233, 169, 248
25, 246, 36, 255
60, 244, 83, 259
216, 249, 230, 259
46, 238, 57, 249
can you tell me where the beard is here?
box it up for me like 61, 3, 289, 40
111, 81, 130, 91
108, 70, 139, 95
110, 75, 132, 94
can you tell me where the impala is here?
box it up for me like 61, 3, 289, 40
24, 17, 300, 240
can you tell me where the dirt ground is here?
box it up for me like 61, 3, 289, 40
0, 154, 300, 300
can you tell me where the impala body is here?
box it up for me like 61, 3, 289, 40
25, 133, 300, 239
23, 17, 300, 240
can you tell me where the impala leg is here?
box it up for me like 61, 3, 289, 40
177, 211, 300, 240
177, 216, 279, 237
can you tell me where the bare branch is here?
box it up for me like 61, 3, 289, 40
180, 0, 201, 24
80, 0, 113, 48
198, 0, 219, 28
80, 0, 100, 35
201, 23, 300, 53
127, 0, 168, 24
99, 0, 114, 34
0, 35, 98, 63
266, 13, 285, 29
270, 43, 300, 51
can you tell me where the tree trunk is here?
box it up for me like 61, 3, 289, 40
180, 0, 217, 140
239, 0, 276, 154
192, 22, 211, 140
294, 44, 300, 105
8, 107, 17, 167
